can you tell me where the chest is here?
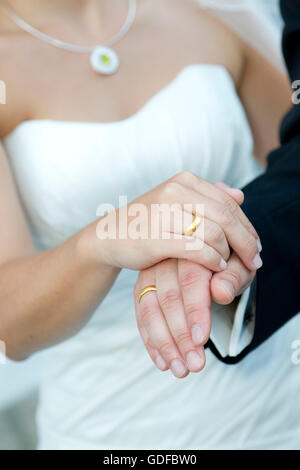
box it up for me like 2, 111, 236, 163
1, 3, 243, 133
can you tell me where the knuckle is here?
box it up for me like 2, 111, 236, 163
172, 170, 195, 183
225, 270, 242, 290
159, 288, 182, 309
224, 196, 239, 215
203, 245, 218, 266
140, 302, 157, 324
208, 224, 224, 244
180, 269, 203, 289
244, 234, 257, 254
145, 337, 155, 354
184, 303, 202, 320
175, 329, 192, 348
162, 180, 182, 198
158, 341, 174, 358
243, 218, 255, 233
219, 206, 235, 227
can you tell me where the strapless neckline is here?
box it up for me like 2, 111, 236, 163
4, 64, 234, 141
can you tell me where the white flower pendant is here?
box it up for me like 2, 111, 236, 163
90, 46, 120, 75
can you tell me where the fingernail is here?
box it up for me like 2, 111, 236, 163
220, 258, 227, 270
219, 280, 235, 300
170, 359, 187, 378
215, 182, 231, 190
256, 239, 262, 252
186, 351, 204, 372
234, 188, 244, 195
191, 325, 205, 345
156, 354, 167, 371
252, 253, 263, 269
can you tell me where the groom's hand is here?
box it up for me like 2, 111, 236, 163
134, 259, 212, 378
210, 252, 256, 304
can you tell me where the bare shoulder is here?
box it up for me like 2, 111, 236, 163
200, 9, 245, 85
0, 19, 31, 138
238, 41, 291, 160
162, 0, 245, 85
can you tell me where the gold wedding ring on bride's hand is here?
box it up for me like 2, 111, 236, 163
183, 212, 202, 237
138, 285, 158, 303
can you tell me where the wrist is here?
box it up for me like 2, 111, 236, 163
75, 221, 120, 275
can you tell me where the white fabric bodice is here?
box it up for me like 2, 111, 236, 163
3, 65, 300, 450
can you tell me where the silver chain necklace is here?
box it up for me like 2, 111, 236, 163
1, 0, 137, 75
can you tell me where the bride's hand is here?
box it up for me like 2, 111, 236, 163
87, 171, 262, 272
134, 258, 212, 378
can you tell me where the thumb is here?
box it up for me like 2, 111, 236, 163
210, 253, 255, 305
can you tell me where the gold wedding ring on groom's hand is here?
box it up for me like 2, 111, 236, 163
138, 213, 202, 303
183, 212, 202, 237
138, 285, 158, 303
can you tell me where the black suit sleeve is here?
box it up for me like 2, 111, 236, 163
208, 0, 300, 363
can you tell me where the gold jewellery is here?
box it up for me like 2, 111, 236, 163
183, 212, 202, 237
138, 213, 202, 303
138, 285, 158, 303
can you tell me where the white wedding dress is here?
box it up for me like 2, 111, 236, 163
3, 65, 300, 450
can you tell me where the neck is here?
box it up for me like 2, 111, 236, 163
4, 0, 114, 15
2, 0, 131, 39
